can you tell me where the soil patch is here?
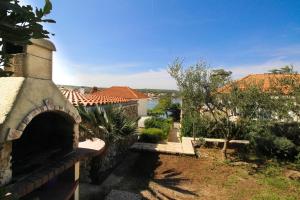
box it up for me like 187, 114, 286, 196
82, 147, 300, 200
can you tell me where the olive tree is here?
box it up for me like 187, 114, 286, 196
168, 59, 274, 159
168, 58, 208, 140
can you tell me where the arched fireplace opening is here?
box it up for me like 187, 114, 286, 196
11, 111, 75, 181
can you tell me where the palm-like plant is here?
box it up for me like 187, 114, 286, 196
77, 105, 137, 144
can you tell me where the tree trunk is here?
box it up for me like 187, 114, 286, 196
221, 138, 229, 160
192, 121, 195, 141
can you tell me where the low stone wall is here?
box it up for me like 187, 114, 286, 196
80, 134, 138, 184
0, 143, 12, 186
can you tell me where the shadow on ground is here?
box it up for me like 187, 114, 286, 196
115, 152, 198, 200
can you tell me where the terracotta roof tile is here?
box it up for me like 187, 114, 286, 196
94, 86, 149, 99
60, 88, 130, 106
220, 73, 300, 94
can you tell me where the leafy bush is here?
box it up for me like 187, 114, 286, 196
269, 122, 300, 146
248, 121, 299, 160
181, 111, 300, 162
144, 117, 172, 137
140, 128, 165, 143
295, 152, 300, 170
147, 108, 164, 116
144, 117, 164, 129
262, 162, 282, 177
273, 137, 296, 159
181, 114, 222, 138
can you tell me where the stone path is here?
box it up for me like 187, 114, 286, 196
131, 138, 195, 156
132, 122, 195, 155
167, 122, 181, 142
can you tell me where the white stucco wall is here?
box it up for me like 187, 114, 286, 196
137, 99, 148, 116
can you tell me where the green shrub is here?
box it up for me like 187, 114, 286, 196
180, 114, 193, 137
165, 117, 173, 124
248, 121, 299, 160
262, 162, 282, 177
270, 122, 300, 145
273, 137, 296, 158
147, 108, 164, 116
140, 128, 165, 143
144, 117, 172, 138
181, 114, 222, 138
144, 117, 165, 129
295, 153, 300, 169
249, 127, 275, 157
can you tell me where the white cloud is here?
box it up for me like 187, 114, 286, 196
73, 69, 177, 89
229, 59, 300, 79
52, 53, 177, 90
53, 52, 300, 89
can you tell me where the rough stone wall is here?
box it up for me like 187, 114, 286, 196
122, 102, 138, 119
98, 134, 138, 171
80, 134, 138, 183
0, 142, 12, 186
4, 54, 25, 77
137, 98, 148, 116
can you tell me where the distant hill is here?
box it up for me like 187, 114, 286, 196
136, 88, 178, 95
57, 84, 178, 95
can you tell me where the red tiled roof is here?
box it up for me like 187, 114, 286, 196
60, 88, 130, 106
219, 73, 300, 94
94, 86, 149, 99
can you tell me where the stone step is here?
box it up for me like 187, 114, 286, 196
105, 190, 142, 200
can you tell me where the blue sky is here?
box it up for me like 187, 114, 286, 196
24, 0, 300, 89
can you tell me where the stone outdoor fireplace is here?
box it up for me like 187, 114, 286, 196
0, 39, 104, 200
11, 111, 74, 180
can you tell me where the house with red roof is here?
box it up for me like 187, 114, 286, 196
94, 86, 149, 116
60, 88, 139, 119
218, 73, 300, 121
219, 73, 300, 94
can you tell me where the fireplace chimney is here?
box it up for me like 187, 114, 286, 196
4, 39, 56, 80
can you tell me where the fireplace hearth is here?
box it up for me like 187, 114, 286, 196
11, 112, 74, 181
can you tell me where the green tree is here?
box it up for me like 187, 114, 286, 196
270, 73, 300, 121
168, 58, 208, 140
156, 94, 172, 117
168, 59, 274, 159
0, 0, 55, 72
148, 95, 173, 117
